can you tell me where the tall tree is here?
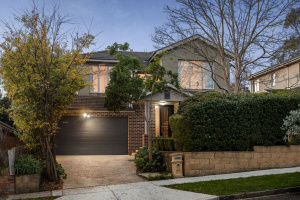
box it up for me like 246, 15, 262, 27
0, 5, 94, 182
152, 0, 297, 93
104, 43, 179, 161
271, 7, 300, 64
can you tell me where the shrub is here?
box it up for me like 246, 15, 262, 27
282, 107, 300, 144
134, 146, 165, 172
41, 161, 67, 181
14, 154, 41, 175
147, 173, 173, 181
152, 137, 175, 151
170, 92, 300, 151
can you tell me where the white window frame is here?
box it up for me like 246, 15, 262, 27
254, 79, 259, 92
90, 65, 111, 93
271, 73, 276, 87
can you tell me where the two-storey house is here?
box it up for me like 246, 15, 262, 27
56, 35, 233, 155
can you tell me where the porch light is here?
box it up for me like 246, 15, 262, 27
83, 113, 87, 117
160, 101, 166, 105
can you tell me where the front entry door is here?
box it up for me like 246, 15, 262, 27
160, 105, 174, 138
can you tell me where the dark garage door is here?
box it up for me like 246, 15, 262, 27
56, 116, 128, 155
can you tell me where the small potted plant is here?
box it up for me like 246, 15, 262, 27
14, 154, 41, 194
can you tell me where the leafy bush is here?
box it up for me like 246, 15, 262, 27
41, 161, 67, 181
170, 92, 300, 151
134, 146, 165, 172
282, 107, 300, 144
152, 137, 175, 151
14, 154, 41, 175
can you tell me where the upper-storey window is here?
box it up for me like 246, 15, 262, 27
89, 65, 112, 93
253, 79, 259, 92
179, 61, 214, 89
271, 73, 276, 87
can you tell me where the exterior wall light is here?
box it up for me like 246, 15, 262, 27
160, 101, 166, 105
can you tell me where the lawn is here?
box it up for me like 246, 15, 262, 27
165, 172, 300, 195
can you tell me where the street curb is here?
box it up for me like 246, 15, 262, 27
219, 186, 300, 200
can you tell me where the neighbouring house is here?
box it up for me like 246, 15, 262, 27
248, 55, 300, 93
56, 35, 233, 155
0, 121, 23, 150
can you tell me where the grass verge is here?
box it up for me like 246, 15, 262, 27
165, 172, 300, 195
17, 196, 59, 200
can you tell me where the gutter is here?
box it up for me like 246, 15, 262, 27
248, 56, 300, 80
87, 59, 119, 63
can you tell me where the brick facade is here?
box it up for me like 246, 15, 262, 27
0, 170, 15, 196
163, 145, 300, 176
65, 104, 156, 155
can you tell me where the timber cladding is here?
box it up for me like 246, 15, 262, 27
163, 145, 300, 176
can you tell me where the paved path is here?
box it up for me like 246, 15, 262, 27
56, 155, 144, 189
9, 166, 300, 200
56, 166, 300, 200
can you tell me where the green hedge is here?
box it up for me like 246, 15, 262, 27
170, 92, 300, 151
152, 137, 175, 151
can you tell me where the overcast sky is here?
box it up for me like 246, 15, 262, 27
0, 0, 177, 53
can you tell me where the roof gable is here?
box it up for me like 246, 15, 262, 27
148, 34, 234, 61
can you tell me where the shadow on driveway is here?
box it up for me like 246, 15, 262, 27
56, 155, 145, 189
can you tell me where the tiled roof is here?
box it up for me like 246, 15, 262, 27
69, 96, 133, 111
84, 50, 153, 66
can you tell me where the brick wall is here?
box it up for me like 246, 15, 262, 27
0, 170, 15, 196
163, 145, 300, 176
65, 104, 156, 155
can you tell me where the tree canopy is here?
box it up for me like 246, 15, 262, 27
272, 7, 300, 64
0, 5, 94, 182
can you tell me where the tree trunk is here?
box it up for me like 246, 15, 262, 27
44, 133, 58, 183
234, 75, 241, 93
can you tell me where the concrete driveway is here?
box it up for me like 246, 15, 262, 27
56, 155, 145, 189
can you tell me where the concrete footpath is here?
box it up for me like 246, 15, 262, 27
8, 166, 300, 200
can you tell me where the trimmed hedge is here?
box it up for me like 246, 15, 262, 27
152, 137, 175, 151
170, 92, 300, 151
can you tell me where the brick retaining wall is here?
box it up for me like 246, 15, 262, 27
163, 145, 300, 176
0, 170, 15, 196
